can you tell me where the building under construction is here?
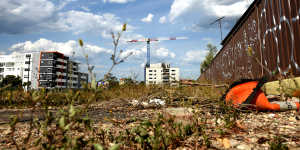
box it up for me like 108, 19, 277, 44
200, 0, 300, 83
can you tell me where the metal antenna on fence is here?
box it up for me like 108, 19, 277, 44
210, 16, 225, 42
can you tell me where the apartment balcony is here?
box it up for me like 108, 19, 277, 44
57, 58, 68, 63
56, 85, 67, 88
56, 65, 67, 69
68, 80, 78, 84
56, 79, 67, 82
41, 57, 55, 60
56, 72, 67, 76
39, 79, 54, 82
69, 74, 78, 78
39, 71, 56, 74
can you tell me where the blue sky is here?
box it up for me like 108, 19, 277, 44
0, 0, 253, 80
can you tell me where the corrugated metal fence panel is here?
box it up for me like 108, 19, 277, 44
201, 0, 300, 83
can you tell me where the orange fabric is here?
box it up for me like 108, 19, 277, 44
225, 81, 300, 111
225, 81, 259, 106
296, 102, 300, 111
251, 90, 280, 111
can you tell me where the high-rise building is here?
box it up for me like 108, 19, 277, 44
145, 63, 179, 85
39, 51, 69, 88
0, 51, 88, 89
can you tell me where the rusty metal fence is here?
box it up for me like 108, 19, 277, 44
200, 0, 300, 83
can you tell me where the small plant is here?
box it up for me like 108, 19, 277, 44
269, 135, 289, 150
215, 100, 242, 129
79, 23, 132, 89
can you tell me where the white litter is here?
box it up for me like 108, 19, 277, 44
141, 102, 149, 106
149, 99, 165, 106
130, 99, 139, 106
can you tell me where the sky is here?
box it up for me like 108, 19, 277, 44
0, 0, 254, 81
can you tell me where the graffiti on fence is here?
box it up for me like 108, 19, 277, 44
201, 0, 300, 82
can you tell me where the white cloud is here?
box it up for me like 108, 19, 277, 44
168, 0, 253, 29
141, 13, 154, 23
169, 0, 195, 22
9, 38, 111, 57
80, 6, 90, 12
55, 11, 126, 34
140, 62, 146, 68
103, 0, 135, 3
0, 0, 133, 36
212, 1, 252, 17
159, 16, 167, 24
183, 50, 208, 63
117, 45, 176, 65
0, 0, 56, 34
57, 0, 77, 10
120, 49, 143, 58
169, 0, 251, 21
154, 47, 175, 58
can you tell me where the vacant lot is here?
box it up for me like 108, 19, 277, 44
0, 85, 299, 149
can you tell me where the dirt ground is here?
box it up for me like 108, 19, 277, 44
0, 98, 300, 149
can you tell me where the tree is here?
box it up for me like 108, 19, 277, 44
103, 73, 119, 89
200, 43, 218, 73
79, 23, 132, 89
122, 78, 135, 85
0, 75, 22, 89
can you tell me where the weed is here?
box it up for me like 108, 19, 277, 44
269, 135, 289, 150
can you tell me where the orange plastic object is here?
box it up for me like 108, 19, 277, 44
251, 90, 280, 110
252, 91, 299, 111
225, 79, 300, 111
225, 81, 259, 106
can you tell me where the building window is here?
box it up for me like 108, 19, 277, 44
149, 70, 152, 72
0, 63, 5, 67
25, 68, 30, 71
7, 68, 14, 71
154, 70, 156, 72
6, 62, 14, 67
25, 61, 30, 64
26, 54, 31, 58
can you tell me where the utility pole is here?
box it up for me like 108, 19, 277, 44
210, 16, 225, 42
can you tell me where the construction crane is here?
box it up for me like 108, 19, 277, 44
210, 16, 225, 41
128, 37, 187, 67
127, 37, 187, 82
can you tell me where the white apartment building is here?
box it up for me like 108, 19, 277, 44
145, 63, 179, 85
0, 52, 40, 89
0, 51, 88, 89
